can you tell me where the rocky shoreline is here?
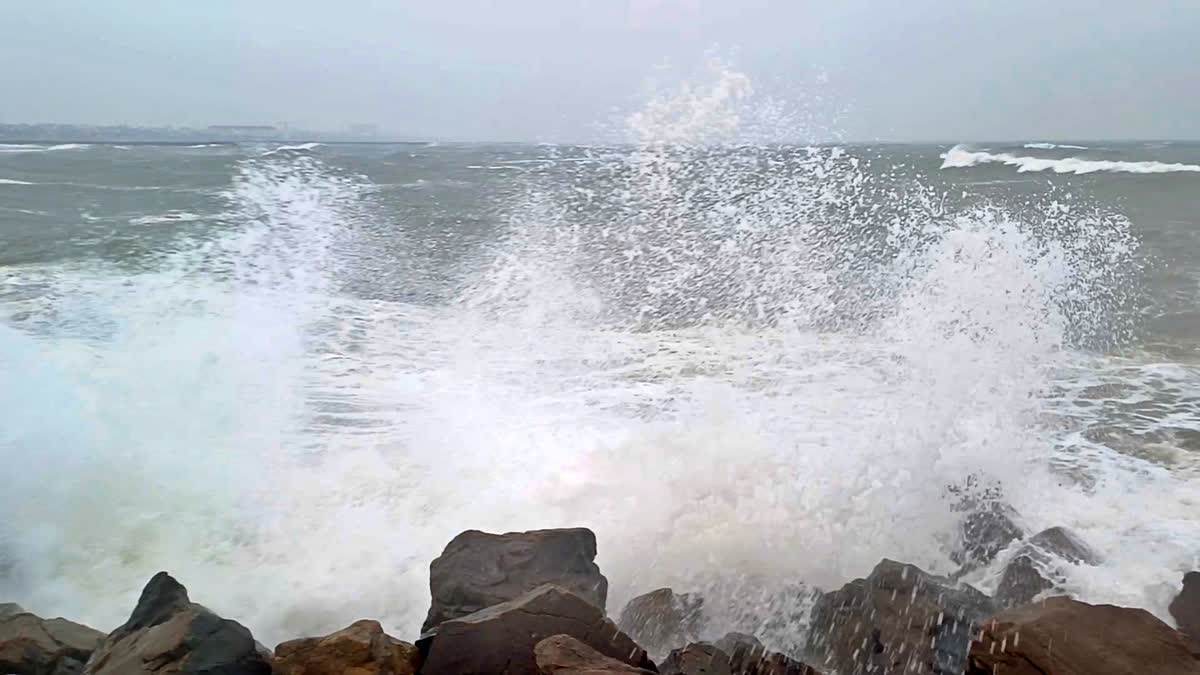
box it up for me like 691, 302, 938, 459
3, 522, 1199, 675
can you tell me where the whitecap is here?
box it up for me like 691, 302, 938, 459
942, 145, 1200, 174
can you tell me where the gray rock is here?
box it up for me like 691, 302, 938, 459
0, 603, 25, 621
419, 584, 652, 675
83, 571, 271, 675
617, 588, 706, 659
994, 526, 1099, 608
1170, 570, 1200, 646
712, 633, 761, 658
953, 502, 1023, 570
806, 559, 994, 675
534, 634, 656, 674
422, 528, 608, 634
0, 610, 105, 675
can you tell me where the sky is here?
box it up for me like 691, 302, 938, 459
2, 1, 1199, 142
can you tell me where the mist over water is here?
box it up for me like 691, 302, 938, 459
2, 64, 1200, 651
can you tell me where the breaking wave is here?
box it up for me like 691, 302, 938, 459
942, 144, 1200, 174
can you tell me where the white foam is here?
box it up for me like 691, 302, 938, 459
1024, 142, 1089, 150
942, 144, 1200, 174
260, 142, 323, 157
129, 212, 206, 225
0, 178, 33, 185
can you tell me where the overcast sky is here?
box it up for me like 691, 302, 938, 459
2, 1, 1199, 142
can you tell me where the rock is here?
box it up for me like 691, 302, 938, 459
967, 596, 1200, 674
1173, 571, 1200, 646
659, 639, 822, 675
806, 558, 994, 675
0, 603, 26, 620
947, 479, 1023, 571
994, 526, 1099, 608
423, 528, 608, 634
272, 619, 419, 675
712, 633, 760, 658
419, 584, 653, 675
83, 571, 271, 675
534, 634, 656, 674
0, 610, 105, 675
660, 642, 731, 675
953, 502, 1023, 570
617, 588, 705, 658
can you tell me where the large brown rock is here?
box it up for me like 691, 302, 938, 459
272, 619, 419, 675
806, 559, 994, 675
83, 571, 271, 675
534, 634, 656, 674
967, 596, 1200, 675
0, 609, 104, 675
658, 638, 822, 675
1172, 571, 1200, 646
419, 584, 654, 675
994, 526, 1099, 608
422, 528, 608, 634
617, 588, 705, 659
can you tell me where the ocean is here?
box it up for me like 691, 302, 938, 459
2, 125, 1199, 647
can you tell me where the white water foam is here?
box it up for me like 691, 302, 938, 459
943, 144, 1200, 174
1024, 142, 1089, 150
1, 65, 1196, 655
0, 179, 33, 185
129, 211, 208, 225
261, 142, 323, 156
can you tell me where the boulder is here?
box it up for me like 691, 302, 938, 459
994, 526, 1099, 608
534, 634, 656, 674
83, 571, 271, 675
422, 528, 608, 634
658, 639, 821, 675
272, 619, 419, 675
953, 502, 1023, 570
806, 558, 994, 675
0, 610, 104, 675
617, 588, 705, 658
1173, 571, 1200, 646
660, 642, 731, 675
967, 596, 1200, 674
419, 584, 654, 675
0, 603, 26, 620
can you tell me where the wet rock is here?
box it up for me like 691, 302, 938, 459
0, 609, 104, 675
660, 642, 731, 675
967, 596, 1200, 674
953, 502, 1023, 570
806, 558, 994, 675
419, 584, 653, 675
659, 639, 822, 675
712, 633, 760, 658
83, 571, 271, 675
994, 526, 1099, 608
617, 588, 706, 658
272, 619, 419, 675
422, 528, 608, 633
1172, 571, 1200, 646
534, 634, 656, 674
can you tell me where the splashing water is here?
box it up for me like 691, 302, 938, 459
3, 64, 1197, 655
